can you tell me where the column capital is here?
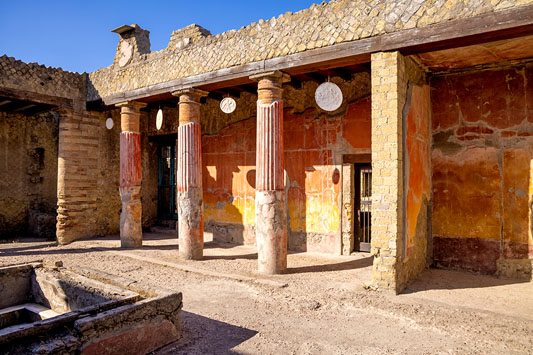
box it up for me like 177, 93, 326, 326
251, 71, 290, 104
249, 70, 290, 83
171, 88, 209, 103
115, 101, 147, 110
117, 101, 145, 133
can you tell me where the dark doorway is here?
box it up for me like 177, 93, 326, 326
355, 164, 372, 252
153, 135, 178, 222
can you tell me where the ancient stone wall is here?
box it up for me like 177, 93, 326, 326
96, 108, 122, 235
57, 109, 102, 243
0, 111, 59, 238
431, 61, 533, 279
0, 55, 84, 101
370, 51, 405, 292
87, 0, 533, 101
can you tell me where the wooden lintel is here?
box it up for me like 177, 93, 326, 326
343, 153, 371, 164
102, 5, 533, 105
0, 87, 73, 108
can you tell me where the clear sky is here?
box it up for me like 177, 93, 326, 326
0, 0, 318, 73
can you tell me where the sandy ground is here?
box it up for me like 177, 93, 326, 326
1, 232, 532, 355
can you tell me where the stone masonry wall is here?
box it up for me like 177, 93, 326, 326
0, 55, 84, 100
87, 0, 533, 101
57, 109, 102, 244
370, 51, 405, 292
431, 61, 533, 279
0, 111, 59, 238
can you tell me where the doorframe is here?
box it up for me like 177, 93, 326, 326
341, 153, 371, 255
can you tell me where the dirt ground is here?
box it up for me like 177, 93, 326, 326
1, 232, 532, 355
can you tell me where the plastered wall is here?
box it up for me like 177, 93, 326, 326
398, 57, 432, 289
431, 62, 533, 278
200, 96, 371, 253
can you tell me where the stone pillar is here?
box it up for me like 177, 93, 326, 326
172, 88, 208, 260
370, 51, 405, 293
250, 71, 290, 274
56, 108, 100, 245
117, 101, 146, 248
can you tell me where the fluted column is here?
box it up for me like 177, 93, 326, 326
172, 88, 208, 260
117, 101, 146, 248
250, 71, 290, 274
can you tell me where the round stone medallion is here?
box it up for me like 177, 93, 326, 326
105, 118, 114, 130
315, 82, 343, 111
118, 41, 133, 68
156, 109, 163, 130
220, 97, 236, 114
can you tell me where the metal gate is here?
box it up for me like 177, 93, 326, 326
357, 165, 372, 252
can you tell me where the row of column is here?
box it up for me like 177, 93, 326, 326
117, 71, 289, 274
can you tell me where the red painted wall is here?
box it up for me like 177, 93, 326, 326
431, 63, 533, 274
202, 98, 371, 252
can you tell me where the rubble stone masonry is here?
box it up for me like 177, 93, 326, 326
88, 0, 533, 102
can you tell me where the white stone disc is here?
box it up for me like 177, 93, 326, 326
105, 118, 114, 130
220, 97, 236, 114
118, 41, 133, 68
315, 82, 343, 111
156, 109, 163, 130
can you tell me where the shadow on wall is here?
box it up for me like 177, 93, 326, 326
202, 155, 246, 244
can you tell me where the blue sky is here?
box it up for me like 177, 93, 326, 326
0, 0, 318, 73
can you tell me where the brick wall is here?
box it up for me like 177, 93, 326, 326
56, 109, 102, 244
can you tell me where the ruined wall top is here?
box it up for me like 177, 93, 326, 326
86, 0, 532, 102
0, 55, 86, 102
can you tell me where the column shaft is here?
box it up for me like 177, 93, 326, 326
173, 89, 207, 260
117, 102, 145, 248
252, 71, 289, 274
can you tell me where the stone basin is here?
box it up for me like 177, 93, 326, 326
0, 262, 182, 354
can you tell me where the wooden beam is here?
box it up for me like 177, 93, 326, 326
102, 5, 533, 105
12, 104, 37, 113
0, 87, 73, 108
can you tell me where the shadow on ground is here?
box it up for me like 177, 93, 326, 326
286, 256, 374, 274
402, 267, 530, 293
155, 311, 258, 354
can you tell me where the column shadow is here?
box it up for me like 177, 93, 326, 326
154, 311, 258, 354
